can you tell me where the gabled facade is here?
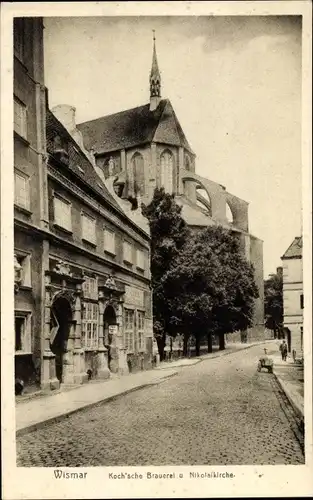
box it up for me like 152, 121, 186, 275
281, 236, 303, 357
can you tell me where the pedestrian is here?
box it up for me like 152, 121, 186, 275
279, 340, 288, 361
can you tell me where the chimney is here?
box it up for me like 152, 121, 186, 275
51, 104, 77, 133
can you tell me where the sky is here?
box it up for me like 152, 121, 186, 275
43, 15, 302, 278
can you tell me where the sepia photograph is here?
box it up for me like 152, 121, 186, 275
1, 1, 312, 499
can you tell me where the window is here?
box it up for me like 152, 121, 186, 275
131, 153, 145, 195
82, 213, 96, 245
300, 294, 304, 309
137, 311, 145, 351
15, 312, 31, 353
14, 18, 25, 62
300, 326, 303, 351
82, 276, 98, 300
104, 228, 116, 255
15, 253, 31, 288
53, 196, 72, 232
123, 241, 133, 264
136, 249, 145, 270
14, 171, 30, 210
185, 155, 191, 171
82, 302, 99, 349
124, 309, 135, 352
14, 97, 27, 139
160, 151, 173, 193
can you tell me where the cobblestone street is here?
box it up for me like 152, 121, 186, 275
17, 343, 304, 466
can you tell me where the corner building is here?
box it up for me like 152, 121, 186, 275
14, 18, 153, 393
281, 237, 303, 358
77, 35, 265, 334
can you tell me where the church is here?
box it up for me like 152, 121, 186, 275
53, 35, 264, 338
72, 34, 265, 333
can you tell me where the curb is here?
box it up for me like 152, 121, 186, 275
198, 340, 274, 361
274, 372, 304, 425
16, 371, 178, 437
157, 340, 275, 369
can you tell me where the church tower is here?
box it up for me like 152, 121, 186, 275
150, 31, 161, 111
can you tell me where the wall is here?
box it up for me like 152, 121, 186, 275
282, 257, 303, 355
14, 18, 47, 229
14, 229, 45, 388
249, 236, 264, 326
14, 18, 47, 392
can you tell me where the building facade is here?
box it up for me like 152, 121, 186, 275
14, 18, 153, 394
14, 17, 48, 389
281, 236, 303, 358
77, 36, 265, 331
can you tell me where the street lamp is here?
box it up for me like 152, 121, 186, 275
14, 254, 22, 294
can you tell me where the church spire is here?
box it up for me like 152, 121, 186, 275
150, 30, 161, 111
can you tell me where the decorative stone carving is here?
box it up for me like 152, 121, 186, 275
53, 260, 72, 277
51, 289, 76, 312
108, 156, 115, 177
104, 275, 117, 290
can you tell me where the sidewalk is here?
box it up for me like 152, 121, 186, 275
272, 353, 304, 421
16, 339, 274, 436
16, 368, 177, 436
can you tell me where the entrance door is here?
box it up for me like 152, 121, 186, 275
103, 305, 117, 371
50, 296, 72, 383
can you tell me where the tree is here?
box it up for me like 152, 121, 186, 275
142, 188, 189, 360
264, 272, 283, 338
162, 226, 259, 355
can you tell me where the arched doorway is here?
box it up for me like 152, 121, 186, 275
50, 296, 72, 383
103, 305, 117, 371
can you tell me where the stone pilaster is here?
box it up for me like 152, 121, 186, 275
97, 299, 110, 379
62, 321, 75, 385
41, 274, 59, 391
116, 301, 128, 375
72, 286, 88, 384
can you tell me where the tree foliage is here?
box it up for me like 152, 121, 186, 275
264, 272, 283, 337
143, 189, 259, 358
142, 188, 190, 358
163, 226, 259, 353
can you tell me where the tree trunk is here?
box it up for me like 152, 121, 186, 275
157, 334, 166, 361
207, 333, 213, 353
195, 335, 201, 357
219, 332, 225, 350
183, 333, 189, 357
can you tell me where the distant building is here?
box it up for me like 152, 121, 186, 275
77, 34, 264, 332
281, 236, 303, 357
14, 18, 153, 394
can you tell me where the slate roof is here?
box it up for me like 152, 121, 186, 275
77, 99, 194, 155
46, 110, 128, 217
281, 236, 303, 259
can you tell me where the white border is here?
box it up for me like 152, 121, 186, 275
1, 2, 312, 499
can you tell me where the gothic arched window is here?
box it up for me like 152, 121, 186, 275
131, 153, 145, 196
160, 150, 173, 193
185, 155, 191, 171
